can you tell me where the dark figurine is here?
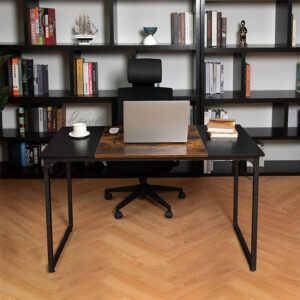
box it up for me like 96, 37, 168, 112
239, 20, 248, 47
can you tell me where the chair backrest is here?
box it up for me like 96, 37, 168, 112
117, 58, 173, 125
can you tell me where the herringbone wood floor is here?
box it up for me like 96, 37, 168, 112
0, 176, 299, 300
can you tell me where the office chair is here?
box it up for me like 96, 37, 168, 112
104, 58, 185, 219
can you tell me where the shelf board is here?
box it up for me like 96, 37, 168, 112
245, 127, 300, 140
0, 43, 196, 52
204, 90, 300, 104
205, 44, 300, 54
0, 129, 55, 142
7, 89, 196, 104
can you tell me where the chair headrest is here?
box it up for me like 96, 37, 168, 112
128, 59, 162, 85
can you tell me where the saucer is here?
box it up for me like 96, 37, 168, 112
69, 131, 90, 139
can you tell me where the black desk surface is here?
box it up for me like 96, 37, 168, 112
41, 125, 264, 161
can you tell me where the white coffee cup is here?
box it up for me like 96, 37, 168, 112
72, 123, 87, 137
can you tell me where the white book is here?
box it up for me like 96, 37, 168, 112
185, 12, 190, 44
220, 64, 224, 94
292, 16, 296, 47
33, 65, 38, 95
189, 12, 194, 44
12, 62, 19, 95
213, 62, 217, 94
205, 62, 210, 93
203, 160, 208, 174
204, 12, 207, 47
204, 109, 210, 125
83, 62, 89, 95
209, 62, 214, 94
212, 11, 217, 47
216, 62, 221, 94
207, 127, 234, 133
38, 107, 43, 132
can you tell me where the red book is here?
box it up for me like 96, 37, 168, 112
180, 13, 185, 45
88, 63, 93, 95
28, 8, 36, 45
44, 8, 50, 45
35, 7, 39, 44
246, 64, 251, 97
12, 58, 20, 96
48, 8, 56, 45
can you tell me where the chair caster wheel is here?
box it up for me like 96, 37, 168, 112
178, 191, 185, 199
165, 210, 173, 218
115, 210, 123, 219
105, 192, 112, 200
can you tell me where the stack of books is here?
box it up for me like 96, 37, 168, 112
205, 61, 224, 94
73, 59, 98, 96
28, 7, 56, 45
207, 118, 238, 139
205, 11, 227, 48
170, 12, 194, 45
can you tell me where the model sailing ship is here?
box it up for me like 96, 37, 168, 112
75, 14, 99, 45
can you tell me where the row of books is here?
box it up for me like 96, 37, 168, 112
18, 106, 66, 134
73, 59, 98, 96
28, 7, 56, 45
205, 11, 227, 48
8, 57, 49, 96
9, 142, 47, 167
171, 12, 194, 45
205, 62, 224, 94
204, 108, 229, 124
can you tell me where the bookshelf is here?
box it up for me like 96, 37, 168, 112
0, 0, 299, 178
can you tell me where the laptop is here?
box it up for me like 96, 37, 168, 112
124, 100, 190, 143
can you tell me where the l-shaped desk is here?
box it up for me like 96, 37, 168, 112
41, 125, 264, 273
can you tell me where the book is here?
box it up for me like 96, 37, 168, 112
12, 58, 20, 96
180, 13, 185, 45
44, 8, 50, 45
88, 62, 93, 96
33, 65, 38, 95
18, 59, 23, 96
28, 8, 36, 45
76, 58, 84, 96
7, 59, 13, 95
221, 17, 227, 47
21, 59, 28, 96
213, 62, 217, 94
217, 12, 222, 47
73, 59, 77, 95
52, 106, 57, 131
47, 106, 52, 132
212, 11, 217, 47
83, 62, 89, 95
216, 62, 221, 94
18, 107, 25, 135
204, 12, 207, 47
208, 128, 238, 139
43, 107, 48, 132
35, 7, 39, 44
189, 12, 194, 44
57, 108, 62, 130
205, 62, 210, 93
185, 12, 189, 45
61, 106, 66, 127
207, 118, 235, 132
171, 13, 177, 45
42, 65, 49, 95
246, 63, 251, 97
20, 142, 27, 166
38, 8, 44, 45
92, 62, 98, 95
292, 15, 296, 47
37, 65, 43, 95
220, 64, 224, 94
38, 107, 43, 132
209, 62, 213, 94
48, 8, 56, 45
207, 11, 212, 47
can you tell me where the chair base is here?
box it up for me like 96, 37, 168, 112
105, 177, 185, 219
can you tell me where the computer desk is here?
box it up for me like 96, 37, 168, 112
41, 125, 264, 273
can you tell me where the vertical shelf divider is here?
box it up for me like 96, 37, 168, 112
109, 0, 118, 45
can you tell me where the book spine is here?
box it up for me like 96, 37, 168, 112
212, 11, 217, 47
83, 62, 89, 96
189, 105, 193, 125
88, 62, 93, 96
177, 13, 181, 46
35, 7, 39, 44
18, 59, 23, 96
246, 63, 251, 97
42, 65, 49, 95
44, 8, 50, 45
43, 107, 48, 132
185, 12, 189, 45
47, 106, 52, 132
38, 107, 43, 132
73, 59, 77, 95
204, 12, 207, 48
292, 15, 296, 47
30, 107, 39, 132
52, 106, 57, 131
209, 62, 213, 94
217, 12, 222, 47
77, 58, 84, 96
37, 65, 43, 95
7, 59, 13, 96
171, 13, 175, 45
213, 62, 217, 94
33, 65, 38, 95
180, 13, 185, 45
216, 63, 221, 94
22, 59, 28, 96
92, 62, 98, 95
174, 13, 179, 45
26, 59, 34, 96
33, 144, 39, 165
189, 12, 194, 45
20, 142, 27, 167
57, 108, 61, 130
61, 106, 66, 126
220, 64, 224, 94
205, 62, 210, 93
207, 11, 212, 48
48, 8, 56, 45
221, 17, 227, 47
38, 8, 44, 45
12, 58, 20, 96
19, 107, 25, 135
29, 8, 36, 45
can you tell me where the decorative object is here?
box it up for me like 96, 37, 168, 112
143, 27, 158, 45
74, 14, 99, 45
239, 20, 248, 47
69, 122, 90, 139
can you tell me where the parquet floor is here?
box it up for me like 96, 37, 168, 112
0, 176, 299, 300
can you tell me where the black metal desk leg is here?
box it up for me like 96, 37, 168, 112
233, 160, 239, 225
44, 161, 73, 273
44, 161, 54, 272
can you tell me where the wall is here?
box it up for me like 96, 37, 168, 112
0, 0, 299, 161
